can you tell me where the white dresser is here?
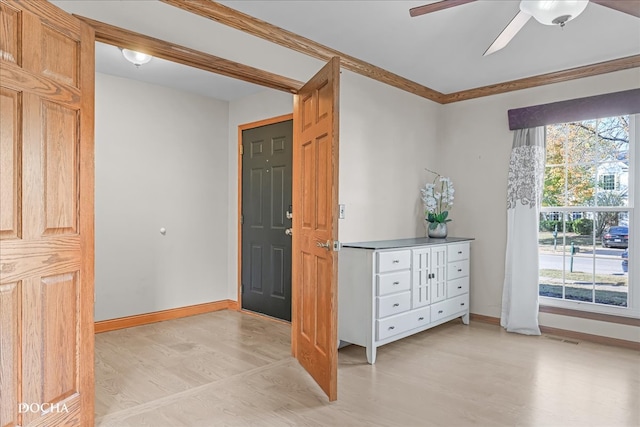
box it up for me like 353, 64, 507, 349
338, 237, 472, 364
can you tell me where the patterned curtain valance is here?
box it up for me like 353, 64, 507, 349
508, 88, 640, 130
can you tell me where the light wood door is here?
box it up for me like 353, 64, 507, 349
292, 57, 340, 401
0, 1, 95, 426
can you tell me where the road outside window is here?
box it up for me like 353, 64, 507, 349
539, 116, 632, 308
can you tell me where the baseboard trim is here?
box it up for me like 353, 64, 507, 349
94, 300, 237, 333
470, 313, 501, 326
470, 313, 640, 351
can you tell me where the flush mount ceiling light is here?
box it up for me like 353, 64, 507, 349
120, 48, 152, 67
520, 0, 589, 26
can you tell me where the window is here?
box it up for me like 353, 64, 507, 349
601, 174, 616, 190
539, 115, 637, 315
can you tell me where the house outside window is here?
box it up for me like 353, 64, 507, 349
539, 115, 637, 316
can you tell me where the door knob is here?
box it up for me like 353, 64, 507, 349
316, 240, 331, 250
285, 228, 292, 236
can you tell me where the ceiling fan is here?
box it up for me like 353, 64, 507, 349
410, 0, 640, 56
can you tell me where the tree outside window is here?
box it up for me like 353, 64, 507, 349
539, 116, 631, 308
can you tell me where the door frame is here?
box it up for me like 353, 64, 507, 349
237, 114, 294, 316
73, 11, 339, 407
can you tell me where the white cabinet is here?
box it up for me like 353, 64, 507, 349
338, 238, 472, 364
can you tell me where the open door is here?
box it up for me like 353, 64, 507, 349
0, 1, 95, 426
292, 57, 340, 401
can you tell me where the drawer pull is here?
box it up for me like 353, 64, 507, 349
393, 281, 400, 285
418, 317, 425, 321
458, 251, 462, 254
388, 326, 395, 330
457, 286, 462, 289
438, 310, 443, 314
461, 303, 465, 306
393, 303, 400, 307
457, 268, 462, 272
392, 260, 400, 264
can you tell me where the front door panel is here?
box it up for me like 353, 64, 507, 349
241, 120, 293, 321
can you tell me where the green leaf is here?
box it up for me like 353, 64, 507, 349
429, 222, 438, 230
440, 211, 448, 221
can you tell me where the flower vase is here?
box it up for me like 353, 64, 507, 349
427, 222, 448, 239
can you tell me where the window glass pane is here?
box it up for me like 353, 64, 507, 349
566, 164, 595, 206
594, 256, 627, 307
545, 123, 566, 167
543, 166, 565, 207
598, 211, 629, 240
597, 116, 630, 163
566, 120, 597, 164
539, 215, 567, 301
597, 165, 629, 207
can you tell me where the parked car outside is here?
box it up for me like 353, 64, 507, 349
622, 250, 628, 273
602, 226, 629, 248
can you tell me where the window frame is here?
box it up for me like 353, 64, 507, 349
539, 115, 638, 318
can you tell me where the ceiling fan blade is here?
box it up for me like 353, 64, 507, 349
483, 11, 532, 56
590, 0, 640, 18
410, 0, 477, 17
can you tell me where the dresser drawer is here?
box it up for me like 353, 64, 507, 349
377, 250, 411, 273
448, 259, 469, 280
447, 277, 469, 298
447, 243, 469, 262
376, 312, 413, 341
376, 306, 431, 341
431, 294, 469, 323
377, 270, 411, 296
409, 306, 431, 329
377, 291, 411, 318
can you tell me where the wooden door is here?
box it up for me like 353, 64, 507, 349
292, 57, 340, 401
0, 1, 95, 426
241, 119, 293, 321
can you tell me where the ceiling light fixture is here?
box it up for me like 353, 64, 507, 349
120, 48, 152, 67
520, 0, 589, 27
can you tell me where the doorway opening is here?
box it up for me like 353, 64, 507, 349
239, 116, 294, 322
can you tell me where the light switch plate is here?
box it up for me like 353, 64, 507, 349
339, 204, 345, 219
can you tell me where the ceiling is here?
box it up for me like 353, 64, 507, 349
54, 0, 639, 101
94, 42, 266, 101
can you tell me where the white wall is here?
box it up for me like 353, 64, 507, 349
95, 73, 230, 321
439, 68, 640, 342
338, 71, 442, 243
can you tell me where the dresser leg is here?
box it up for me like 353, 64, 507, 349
462, 312, 470, 325
366, 346, 376, 364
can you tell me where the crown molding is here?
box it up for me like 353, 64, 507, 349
442, 55, 640, 103
84, 1, 640, 105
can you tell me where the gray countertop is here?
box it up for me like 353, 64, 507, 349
342, 237, 474, 250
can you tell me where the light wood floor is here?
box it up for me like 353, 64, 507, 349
95, 310, 640, 426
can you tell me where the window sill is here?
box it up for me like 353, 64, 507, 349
539, 305, 640, 327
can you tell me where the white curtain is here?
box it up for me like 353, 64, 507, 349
501, 127, 545, 335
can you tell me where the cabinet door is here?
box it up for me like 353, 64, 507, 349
430, 246, 448, 303
412, 249, 430, 308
